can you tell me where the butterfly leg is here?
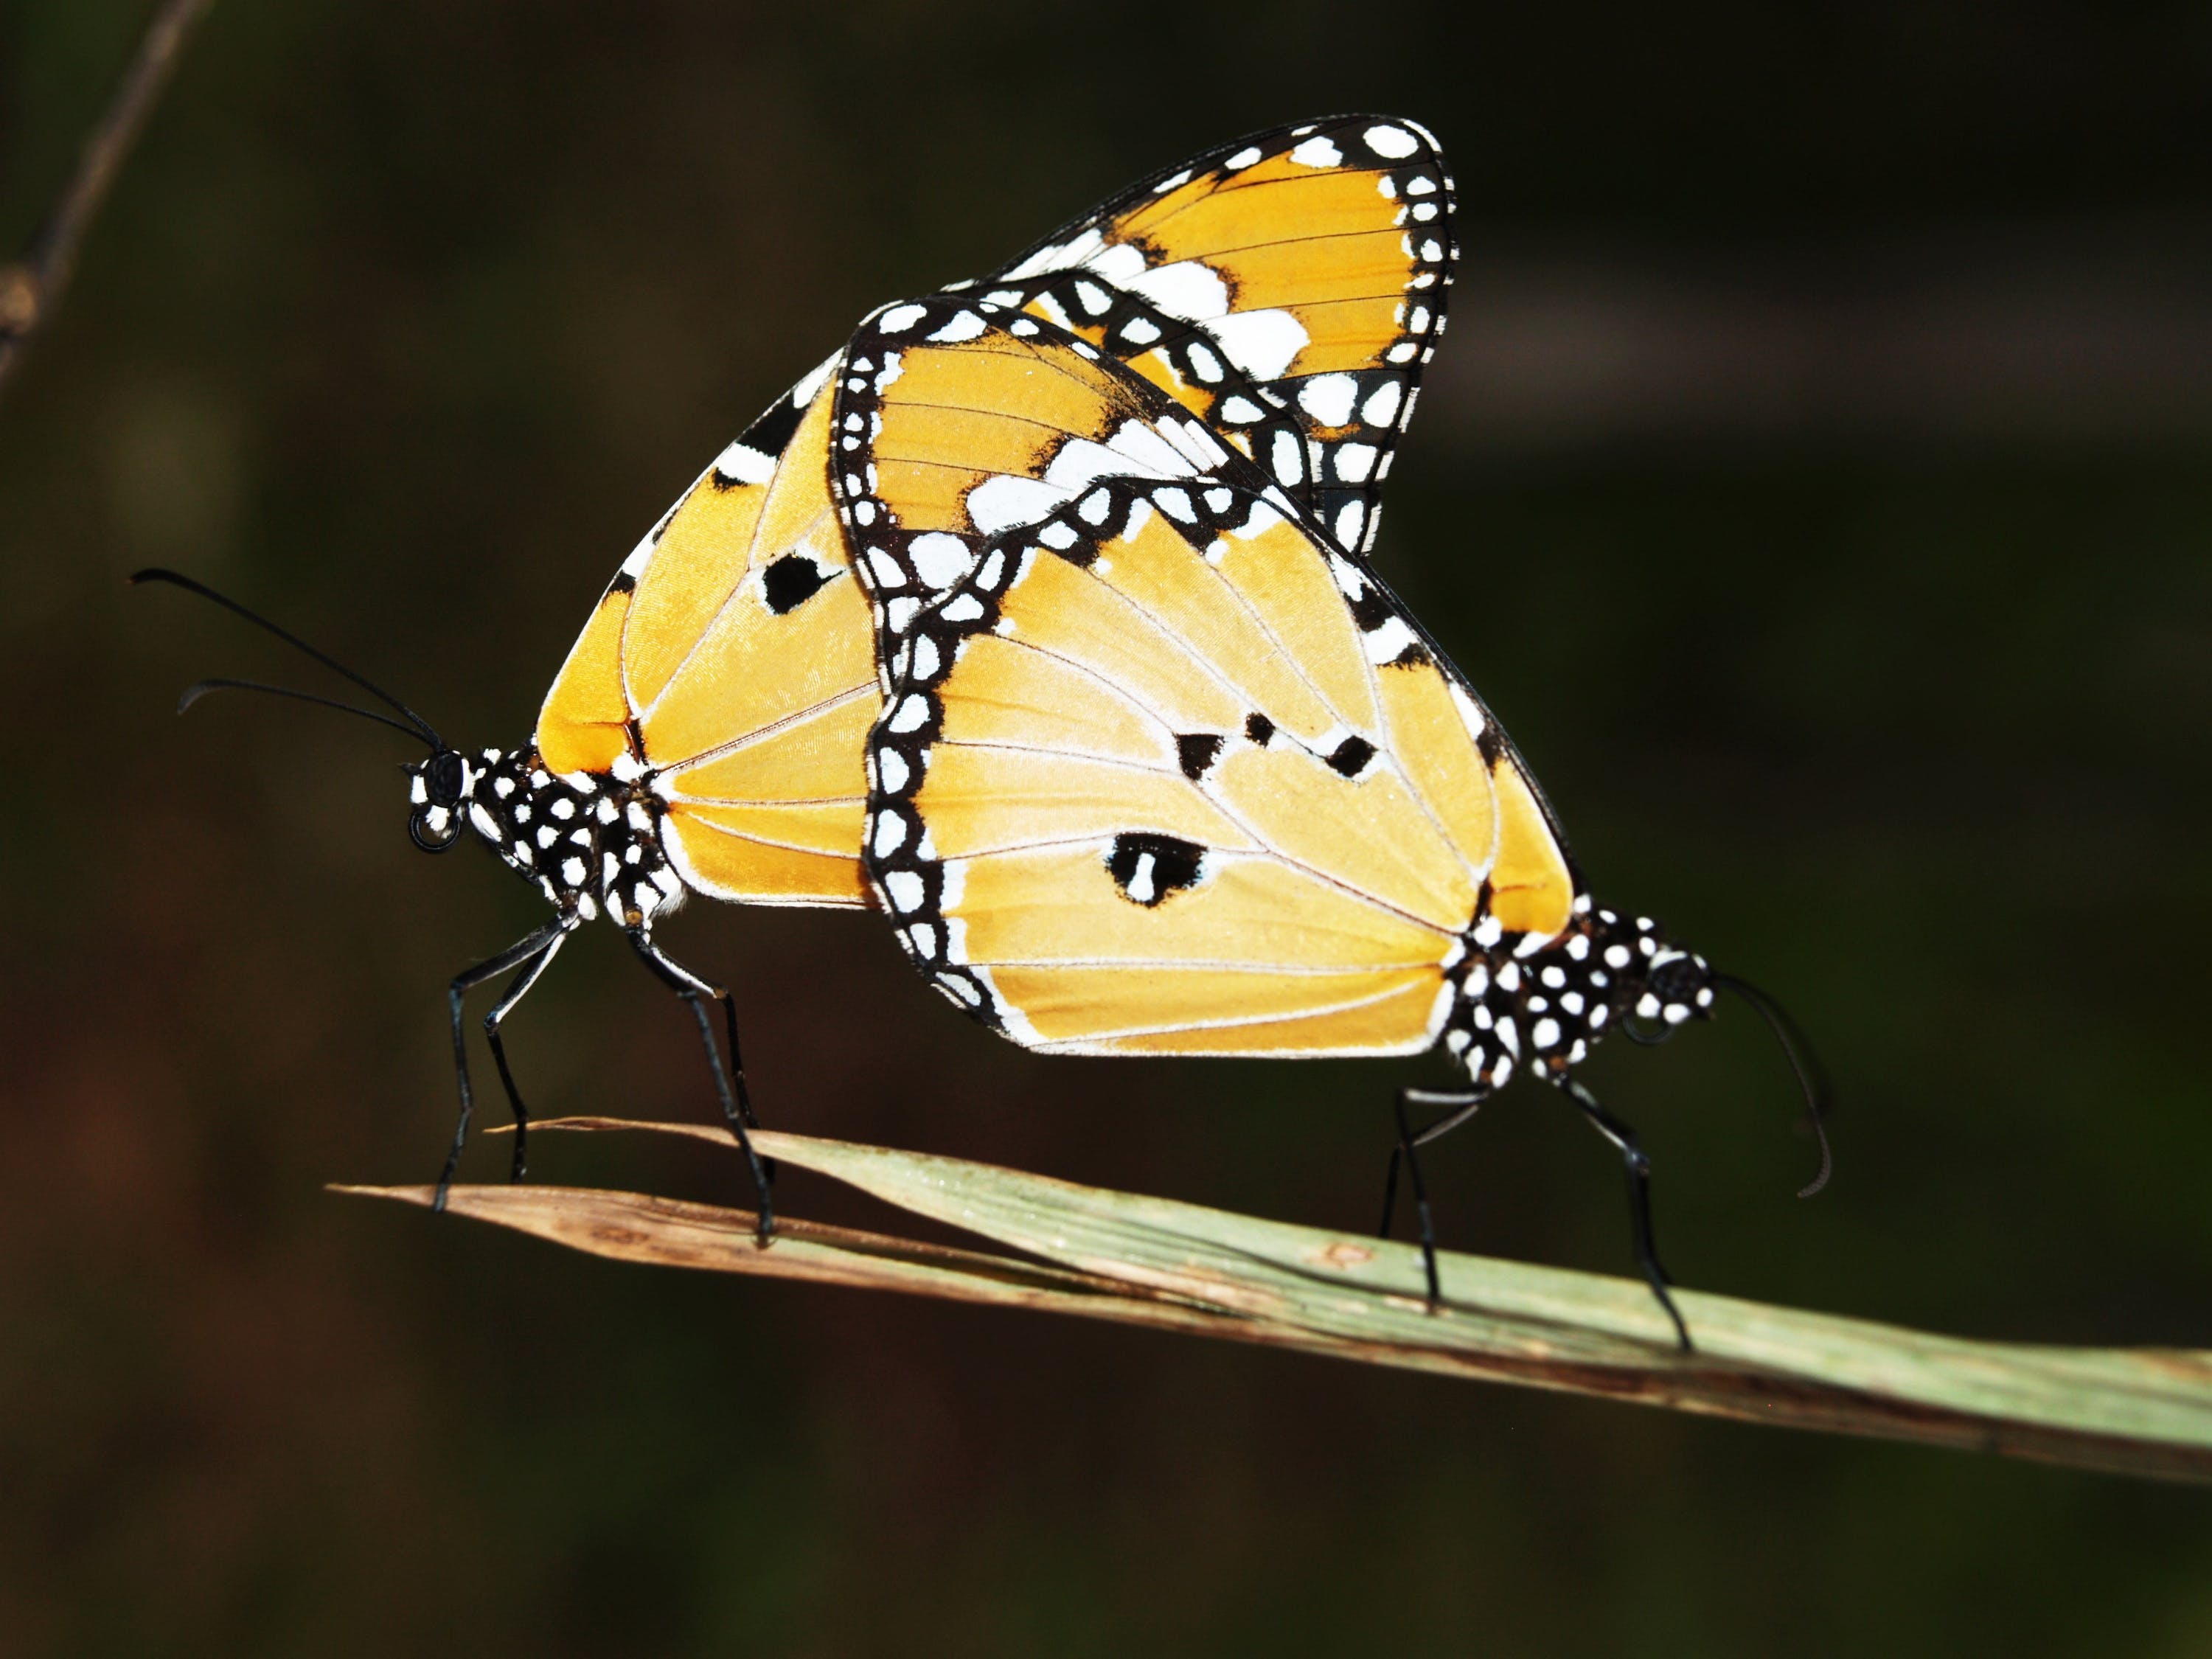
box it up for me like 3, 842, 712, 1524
438, 918, 571, 1211
1558, 1075, 1692, 1352
625, 928, 776, 1245
482, 928, 569, 1183
1378, 1088, 1486, 1307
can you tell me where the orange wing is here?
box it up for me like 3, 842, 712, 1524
970, 114, 1455, 555
835, 303, 1579, 1057
537, 357, 878, 906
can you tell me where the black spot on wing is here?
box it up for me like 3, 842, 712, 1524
1175, 733, 1224, 781
607, 571, 637, 595
1326, 735, 1377, 779
1106, 832, 1206, 907
761, 554, 832, 615
1244, 712, 1275, 746
1349, 585, 1395, 633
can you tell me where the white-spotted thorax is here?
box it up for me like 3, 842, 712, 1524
1440, 899, 1717, 1094
406, 743, 684, 930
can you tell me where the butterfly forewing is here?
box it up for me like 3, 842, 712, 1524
972, 114, 1456, 555
838, 307, 1578, 1056
536, 358, 877, 906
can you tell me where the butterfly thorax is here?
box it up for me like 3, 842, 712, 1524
408, 747, 684, 928
1444, 905, 1714, 1092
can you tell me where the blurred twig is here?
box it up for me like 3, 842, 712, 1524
0, 0, 215, 405
341, 1117, 2212, 1486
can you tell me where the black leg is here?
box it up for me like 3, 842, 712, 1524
483, 932, 567, 1183
712, 975, 760, 1131
1378, 1087, 1485, 1307
627, 928, 776, 1244
1559, 1075, 1692, 1352
438, 919, 570, 1211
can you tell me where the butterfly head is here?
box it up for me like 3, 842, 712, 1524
1613, 915, 1719, 1039
406, 748, 479, 852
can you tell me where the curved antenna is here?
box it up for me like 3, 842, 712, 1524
1712, 971, 1833, 1198
131, 567, 445, 748
178, 677, 437, 746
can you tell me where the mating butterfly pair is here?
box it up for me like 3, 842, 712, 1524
145, 117, 1824, 1349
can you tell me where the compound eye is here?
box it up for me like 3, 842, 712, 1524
1649, 956, 1703, 1003
426, 750, 467, 806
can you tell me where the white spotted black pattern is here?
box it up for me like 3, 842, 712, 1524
1439, 902, 1716, 1096
408, 747, 685, 932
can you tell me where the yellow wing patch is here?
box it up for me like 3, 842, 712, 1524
1374, 658, 1497, 880
1085, 504, 1346, 745
1211, 512, 1380, 734
933, 634, 1175, 768
954, 845, 1453, 974
917, 748, 1258, 860
1211, 745, 1478, 933
1488, 754, 1576, 936
662, 689, 874, 804
661, 804, 868, 907
993, 546, 1249, 737
673, 799, 866, 859
637, 562, 875, 776
622, 464, 771, 715
536, 584, 635, 776
988, 965, 1450, 1055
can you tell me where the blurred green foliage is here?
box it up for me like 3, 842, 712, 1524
1, 1, 2208, 1655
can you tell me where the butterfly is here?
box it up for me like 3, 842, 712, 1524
138, 116, 1463, 1233
827, 296, 1829, 1346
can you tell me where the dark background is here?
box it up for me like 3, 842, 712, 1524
4, 2, 2210, 1653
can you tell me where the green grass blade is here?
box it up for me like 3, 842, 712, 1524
341, 1118, 2212, 1485
333, 1181, 1239, 1334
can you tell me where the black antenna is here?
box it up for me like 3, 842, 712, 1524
178, 677, 437, 745
132, 568, 445, 749
1712, 971, 1833, 1198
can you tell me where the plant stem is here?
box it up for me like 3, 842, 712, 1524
0, 0, 215, 405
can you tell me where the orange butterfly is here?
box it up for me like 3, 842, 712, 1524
139, 117, 1464, 1234
827, 296, 1828, 1344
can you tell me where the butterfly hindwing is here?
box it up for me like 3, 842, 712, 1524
967, 115, 1456, 557
839, 307, 1579, 1056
